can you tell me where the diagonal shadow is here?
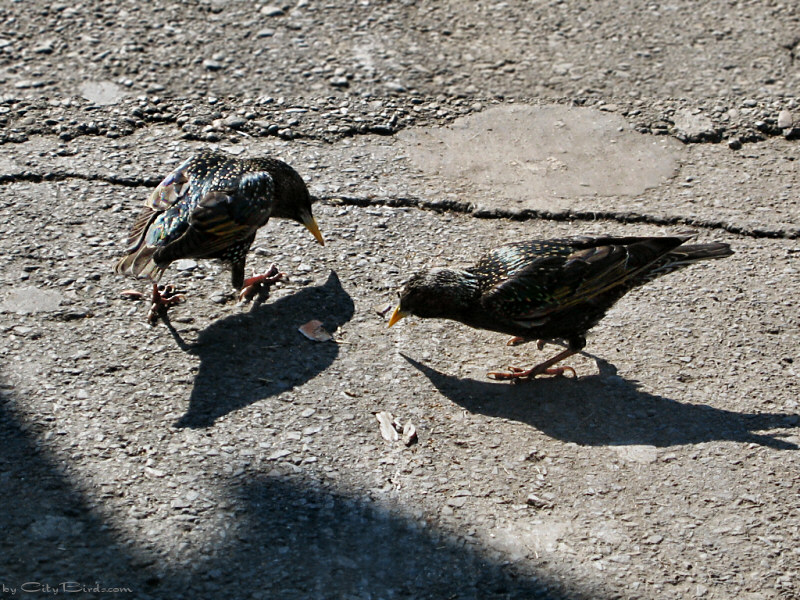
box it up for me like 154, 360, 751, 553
200, 474, 578, 600
174, 270, 354, 428
403, 355, 800, 450
0, 388, 594, 600
0, 392, 160, 595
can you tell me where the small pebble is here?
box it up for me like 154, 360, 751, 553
260, 5, 284, 16
203, 60, 224, 71
223, 116, 247, 128
174, 259, 198, 271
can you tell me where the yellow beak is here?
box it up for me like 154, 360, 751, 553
387, 305, 407, 328
303, 215, 325, 246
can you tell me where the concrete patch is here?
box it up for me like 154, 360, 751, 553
1, 287, 62, 314
79, 80, 127, 106
397, 104, 681, 211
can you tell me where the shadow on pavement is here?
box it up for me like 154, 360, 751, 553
404, 355, 800, 450
173, 270, 354, 428
0, 389, 592, 600
200, 474, 577, 600
0, 392, 155, 597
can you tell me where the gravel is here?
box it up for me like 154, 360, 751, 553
0, 1, 798, 599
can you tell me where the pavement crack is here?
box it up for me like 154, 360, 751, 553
0, 171, 160, 188
2, 173, 794, 240
323, 194, 798, 240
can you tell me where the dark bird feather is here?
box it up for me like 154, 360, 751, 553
115, 149, 324, 290
389, 233, 733, 380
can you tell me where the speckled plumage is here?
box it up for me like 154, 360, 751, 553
390, 234, 733, 379
115, 149, 323, 289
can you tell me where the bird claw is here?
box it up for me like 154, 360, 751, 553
487, 366, 532, 381
238, 264, 285, 303
147, 283, 186, 325
487, 364, 577, 382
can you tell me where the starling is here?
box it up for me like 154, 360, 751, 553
388, 234, 732, 380
115, 149, 324, 323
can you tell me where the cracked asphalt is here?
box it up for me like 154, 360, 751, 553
1, 1, 799, 599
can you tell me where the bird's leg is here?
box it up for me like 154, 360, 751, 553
147, 283, 186, 325
487, 347, 579, 381
238, 264, 285, 302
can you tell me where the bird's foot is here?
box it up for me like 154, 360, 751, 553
487, 365, 530, 380
238, 264, 285, 302
147, 283, 185, 325
487, 346, 580, 382
536, 365, 577, 378
487, 364, 577, 381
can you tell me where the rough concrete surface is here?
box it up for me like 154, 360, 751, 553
0, 1, 798, 599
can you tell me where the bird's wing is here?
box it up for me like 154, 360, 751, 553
482, 237, 682, 324
120, 156, 197, 254
115, 156, 203, 278
160, 171, 277, 260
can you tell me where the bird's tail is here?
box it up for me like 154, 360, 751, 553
668, 242, 734, 264
641, 240, 733, 282
114, 245, 166, 282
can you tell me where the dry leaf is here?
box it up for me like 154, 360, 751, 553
402, 421, 418, 446
375, 411, 399, 442
375, 303, 394, 317
298, 319, 333, 342
120, 289, 145, 300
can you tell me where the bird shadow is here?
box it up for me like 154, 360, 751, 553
172, 270, 354, 428
403, 354, 800, 450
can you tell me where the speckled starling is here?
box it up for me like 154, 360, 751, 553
388, 234, 732, 380
115, 149, 324, 322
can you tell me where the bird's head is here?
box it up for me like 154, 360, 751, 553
271, 163, 325, 246
388, 267, 478, 327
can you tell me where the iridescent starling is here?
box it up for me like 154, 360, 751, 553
115, 149, 324, 322
388, 234, 732, 380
